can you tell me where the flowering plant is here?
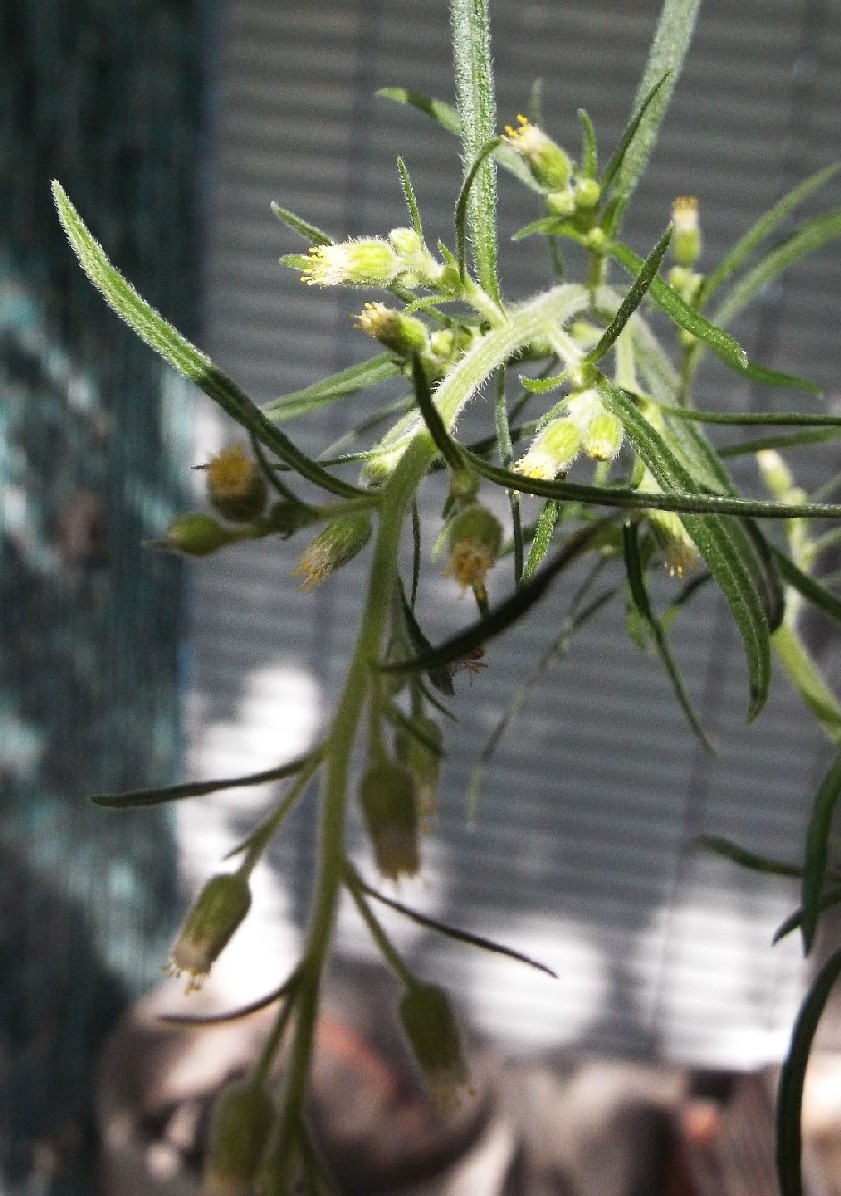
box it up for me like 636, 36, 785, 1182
54, 0, 841, 1191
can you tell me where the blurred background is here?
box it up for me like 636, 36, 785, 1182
2, 0, 841, 1191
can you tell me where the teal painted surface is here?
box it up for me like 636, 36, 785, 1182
0, 0, 201, 1190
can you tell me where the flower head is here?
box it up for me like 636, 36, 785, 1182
359, 760, 420, 880
672, 196, 701, 267
203, 1080, 275, 1196
399, 983, 471, 1112
638, 469, 700, 577
206, 442, 267, 523
444, 503, 502, 596
166, 873, 252, 993
503, 115, 572, 191
300, 238, 400, 287
292, 513, 372, 590
515, 418, 582, 479
355, 302, 429, 356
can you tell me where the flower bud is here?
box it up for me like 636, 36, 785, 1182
444, 503, 503, 595
583, 409, 624, 462
155, 513, 238, 557
672, 196, 701, 268
299, 238, 400, 287
355, 302, 429, 356
573, 176, 601, 210
503, 115, 572, 191
166, 872, 252, 992
359, 760, 419, 881
638, 469, 700, 578
515, 418, 582, 479
202, 1080, 275, 1196
395, 716, 443, 824
206, 443, 267, 524
546, 188, 575, 217
266, 500, 319, 538
292, 513, 372, 591
399, 983, 470, 1112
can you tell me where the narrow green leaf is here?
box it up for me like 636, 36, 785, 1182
466, 448, 841, 521
801, 747, 841, 951
356, 871, 557, 978
700, 164, 840, 303
397, 156, 423, 237
53, 182, 362, 500
597, 377, 770, 719
382, 521, 609, 677
715, 207, 841, 329
159, 972, 299, 1026
774, 549, 841, 626
623, 523, 713, 749
377, 87, 461, 135
270, 202, 333, 245
774, 889, 841, 945
661, 406, 841, 428
455, 137, 503, 280
609, 0, 701, 209
697, 834, 802, 879
262, 355, 401, 422
522, 501, 560, 582
411, 354, 466, 472
720, 428, 841, 458
586, 225, 673, 366
600, 71, 672, 202
450, 0, 499, 300
610, 240, 749, 369
398, 583, 455, 696
91, 752, 318, 808
520, 370, 569, 394
577, 108, 598, 179
777, 948, 841, 1196
735, 362, 821, 395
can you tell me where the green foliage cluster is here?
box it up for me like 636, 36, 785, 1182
54, 0, 841, 1191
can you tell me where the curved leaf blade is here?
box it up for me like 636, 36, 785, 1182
801, 746, 841, 951
262, 355, 402, 422
91, 752, 317, 808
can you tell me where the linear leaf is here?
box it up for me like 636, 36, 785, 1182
777, 948, 841, 1196
577, 108, 598, 179
661, 406, 841, 428
774, 888, 841, 945
600, 71, 672, 202
587, 226, 672, 365
53, 182, 362, 500
356, 872, 557, 978
697, 835, 802, 879
91, 752, 318, 808
700, 164, 840, 303
270, 202, 333, 245
597, 377, 770, 718
382, 522, 609, 677
609, 0, 701, 206
801, 747, 841, 951
465, 449, 841, 521
377, 87, 461, 135
610, 240, 748, 369
455, 136, 503, 280
715, 207, 841, 329
411, 354, 466, 472
623, 523, 713, 748
397, 156, 423, 236
720, 428, 841, 458
774, 550, 841, 626
262, 355, 401, 422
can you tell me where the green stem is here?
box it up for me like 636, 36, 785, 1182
773, 622, 841, 743
344, 862, 415, 987
271, 436, 435, 1177
451, 0, 499, 302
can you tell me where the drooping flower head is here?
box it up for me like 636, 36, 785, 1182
503, 114, 572, 191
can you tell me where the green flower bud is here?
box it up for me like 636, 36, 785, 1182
266, 500, 319, 538
359, 760, 419, 881
672, 195, 701, 268
292, 513, 372, 591
638, 469, 700, 578
546, 187, 575, 216
583, 409, 624, 462
202, 1080, 275, 1196
573, 176, 601, 210
444, 503, 503, 595
399, 983, 470, 1112
515, 418, 582, 479
299, 238, 400, 287
503, 115, 572, 191
206, 443, 267, 524
355, 302, 429, 356
166, 872, 252, 992
395, 716, 443, 824
155, 513, 238, 557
